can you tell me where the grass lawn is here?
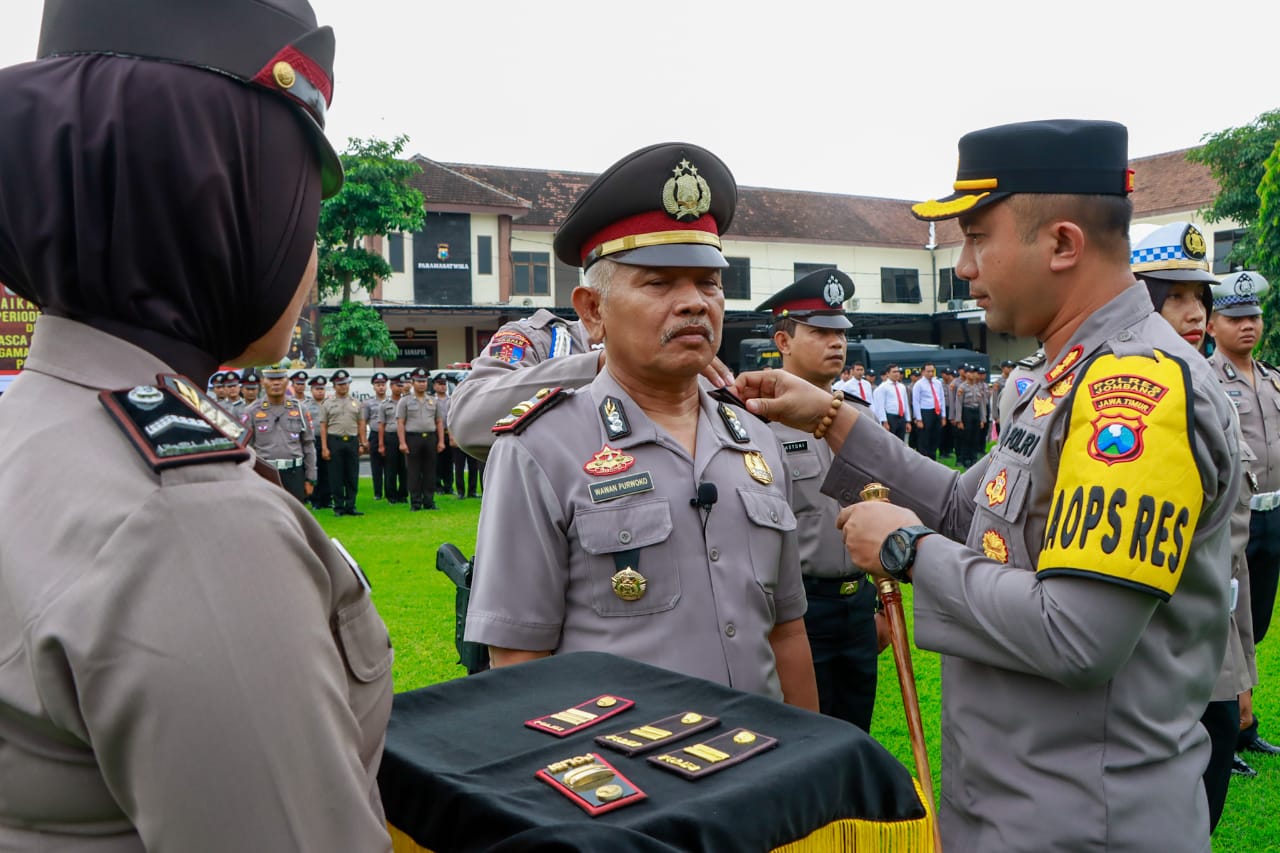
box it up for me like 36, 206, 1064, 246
323, 475, 1278, 851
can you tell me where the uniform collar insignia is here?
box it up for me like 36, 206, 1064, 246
718, 402, 751, 443
1045, 345, 1083, 384
1224, 363, 1237, 380
600, 396, 631, 440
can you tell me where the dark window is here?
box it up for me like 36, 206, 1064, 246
512, 251, 551, 296
794, 262, 836, 279
723, 257, 752, 300
938, 267, 970, 302
881, 267, 922, 304
477, 235, 493, 276
388, 232, 404, 273
1213, 228, 1248, 274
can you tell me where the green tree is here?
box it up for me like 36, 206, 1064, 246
1191, 109, 1280, 362
316, 135, 425, 365
320, 302, 401, 367
1252, 138, 1280, 362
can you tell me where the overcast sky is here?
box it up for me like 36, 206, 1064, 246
3, 0, 1274, 201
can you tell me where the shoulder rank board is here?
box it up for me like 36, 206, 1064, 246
599, 396, 630, 440
492, 387, 567, 435
718, 402, 750, 443
101, 376, 251, 471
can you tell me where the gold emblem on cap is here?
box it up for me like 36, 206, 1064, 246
681, 713, 703, 725
743, 450, 773, 484
1182, 225, 1207, 260
595, 784, 623, 802
733, 730, 757, 744
611, 567, 647, 601
663, 158, 712, 221
597, 696, 618, 708
272, 61, 297, 90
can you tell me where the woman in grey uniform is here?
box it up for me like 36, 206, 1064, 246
0, 2, 394, 851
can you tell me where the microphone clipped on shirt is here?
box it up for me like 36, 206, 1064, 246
691, 482, 718, 531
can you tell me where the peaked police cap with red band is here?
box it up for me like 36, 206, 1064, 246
38, 0, 343, 198
911, 119, 1132, 222
756, 268, 854, 330
553, 142, 737, 270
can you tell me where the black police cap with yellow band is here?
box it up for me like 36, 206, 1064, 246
756, 268, 854, 330
911, 119, 1133, 222
554, 142, 736, 271
38, 0, 343, 198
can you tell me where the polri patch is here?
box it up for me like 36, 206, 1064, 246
647, 727, 778, 781
599, 396, 631, 440
488, 330, 532, 364
100, 382, 250, 472
535, 752, 646, 817
782, 440, 809, 453
595, 711, 721, 757
588, 471, 654, 503
525, 694, 635, 738
1014, 377, 1035, 396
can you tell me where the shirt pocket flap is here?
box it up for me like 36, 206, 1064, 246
787, 450, 824, 481
577, 499, 673, 554
738, 488, 798, 532
973, 462, 1031, 523
335, 593, 393, 684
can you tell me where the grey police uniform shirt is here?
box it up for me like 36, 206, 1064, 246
1208, 348, 1280, 494
465, 369, 806, 700
0, 317, 394, 852
822, 285, 1238, 851
380, 396, 400, 445
302, 396, 323, 433
396, 393, 439, 433
1216, 417, 1258, 701
448, 310, 595, 461
769, 421, 856, 579
321, 394, 363, 437
363, 394, 386, 433
245, 396, 318, 481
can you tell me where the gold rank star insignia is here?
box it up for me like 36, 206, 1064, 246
1032, 395, 1056, 418
743, 450, 773, 484
611, 567, 648, 601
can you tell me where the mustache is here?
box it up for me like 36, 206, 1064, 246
660, 320, 716, 345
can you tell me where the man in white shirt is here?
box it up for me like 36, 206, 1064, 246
911, 361, 946, 460
872, 363, 911, 440
837, 362, 875, 406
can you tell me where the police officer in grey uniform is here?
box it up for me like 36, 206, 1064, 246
0, 2, 394, 849
246, 361, 317, 503
363, 371, 389, 499
1208, 271, 1280, 764
466, 142, 818, 709
209, 369, 228, 401
737, 120, 1239, 850
380, 372, 409, 503
756, 269, 882, 729
289, 368, 308, 400
396, 366, 443, 511
222, 370, 244, 417
240, 366, 261, 409
303, 374, 331, 509
321, 369, 365, 516
1131, 221, 1257, 823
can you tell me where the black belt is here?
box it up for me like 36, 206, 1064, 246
803, 574, 867, 597
413, 432, 435, 438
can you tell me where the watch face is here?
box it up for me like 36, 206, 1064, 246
882, 531, 909, 572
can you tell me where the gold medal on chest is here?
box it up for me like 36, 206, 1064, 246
743, 450, 773, 484
611, 567, 648, 601
584, 445, 636, 476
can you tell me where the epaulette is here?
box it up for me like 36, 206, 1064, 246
707, 387, 770, 424
492, 387, 569, 435
100, 373, 251, 472
1017, 350, 1046, 370
1258, 359, 1278, 376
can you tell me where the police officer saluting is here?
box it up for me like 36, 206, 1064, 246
1208, 271, 1280, 766
246, 361, 317, 503
465, 142, 818, 709
321, 369, 365, 516
756, 269, 882, 729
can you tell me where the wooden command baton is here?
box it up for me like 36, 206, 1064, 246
860, 482, 941, 853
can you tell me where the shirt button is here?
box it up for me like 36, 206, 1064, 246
841, 490, 853, 502
618, 530, 632, 545
1118, 330, 1133, 342
793, 468, 801, 477
709, 548, 720, 561
770, 511, 779, 523
725, 624, 736, 638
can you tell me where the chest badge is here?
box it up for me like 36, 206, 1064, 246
982, 530, 1009, 564
611, 567, 648, 601
984, 468, 1009, 507
600, 397, 631, 440
1048, 374, 1075, 399
743, 450, 773, 484
718, 403, 751, 443
584, 445, 636, 476
1032, 395, 1056, 418
1046, 345, 1083, 384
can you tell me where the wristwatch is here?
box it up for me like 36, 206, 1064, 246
879, 525, 935, 584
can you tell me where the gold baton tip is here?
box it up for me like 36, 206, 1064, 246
860, 482, 890, 502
